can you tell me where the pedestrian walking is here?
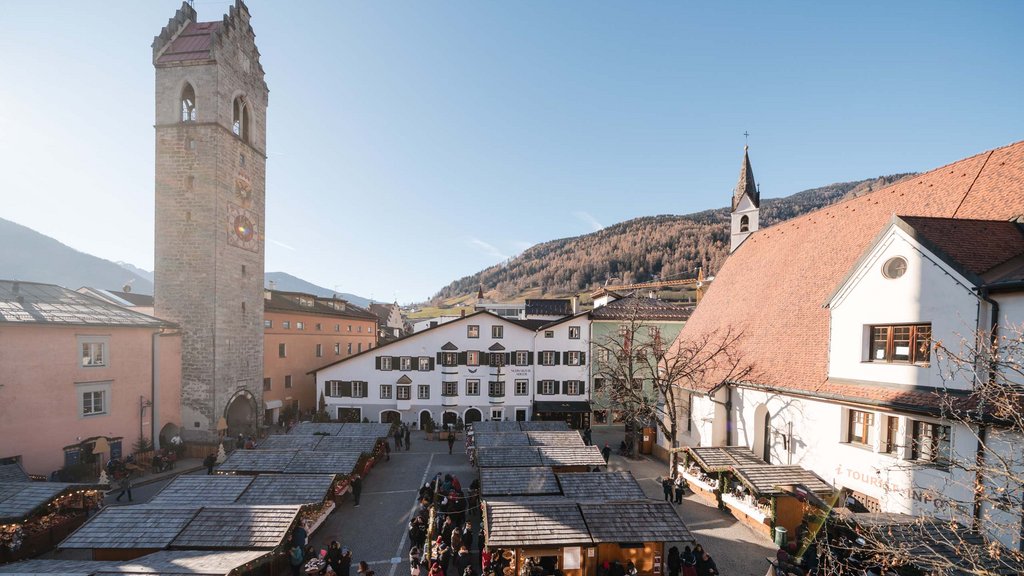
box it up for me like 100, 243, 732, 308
289, 545, 304, 576
602, 443, 611, 463
352, 474, 363, 507
462, 521, 474, 551
114, 473, 133, 502
448, 433, 456, 454
674, 475, 685, 504
404, 425, 411, 450
410, 546, 422, 576
583, 427, 592, 446
395, 426, 404, 450
661, 477, 672, 501
384, 439, 391, 461
204, 452, 217, 475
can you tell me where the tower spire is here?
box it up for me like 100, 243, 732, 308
729, 144, 760, 253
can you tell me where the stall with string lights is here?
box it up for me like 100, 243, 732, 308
0, 474, 103, 562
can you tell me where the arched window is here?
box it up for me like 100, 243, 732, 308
739, 214, 749, 233
180, 83, 196, 122
232, 96, 249, 141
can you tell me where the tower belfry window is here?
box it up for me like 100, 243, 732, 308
181, 83, 196, 122
232, 97, 249, 141
740, 215, 749, 232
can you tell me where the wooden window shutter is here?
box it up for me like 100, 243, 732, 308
436, 352, 442, 363
555, 352, 561, 365
504, 353, 511, 365
429, 357, 436, 370
562, 381, 569, 394
375, 357, 381, 369
458, 351, 467, 365
537, 381, 544, 394
480, 352, 490, 365
528, 351, 534, 365
579, 352, 586, 365
341, 381, 353, 397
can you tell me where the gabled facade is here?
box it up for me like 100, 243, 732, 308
315, 312, 539, 427
533, 313, 592, 427
675, 140, 1024, 548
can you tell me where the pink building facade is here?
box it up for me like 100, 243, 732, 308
0, 281, 181, 476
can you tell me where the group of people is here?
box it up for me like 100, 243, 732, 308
394, 423, 413, 451
666, 544, 717, 576
287, 522, 362, 576
660, 474, 687, 504
408, 473, 483, 576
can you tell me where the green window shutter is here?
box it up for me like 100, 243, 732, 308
341, 381, 353, 397
436, 352, 442, 363
580, 352, 586, 365
429, 358, 436, 370
562, 381, 569, 394
375, 357, 381, 369
458, 351, 467, 365
555, 352, 561, 365
528, 351, 534, 365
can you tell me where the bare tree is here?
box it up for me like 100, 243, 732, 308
592, 299, 754, 469
813, 322, 1024, 576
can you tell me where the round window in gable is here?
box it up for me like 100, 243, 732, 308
882, 256, 908, 279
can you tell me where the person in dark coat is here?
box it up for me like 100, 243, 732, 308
351, 475, 363, 507
667, 546, 681, 576
455, 547, 472, 575
395, 427, 404, 449
681, 546, 697, 576
404, 425, 411, 450
448, 433, 456, 454
203, 453, 217, 475
602, 443, 611, 463
384, 439, 391, 461
462, 521, 474, 551
661, 477, 673, 501
695, 551, 717, 576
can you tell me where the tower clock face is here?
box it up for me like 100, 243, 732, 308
226, 202, 260, 252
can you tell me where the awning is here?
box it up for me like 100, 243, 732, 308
533, 401, 591, 414
264, 400, 283, 410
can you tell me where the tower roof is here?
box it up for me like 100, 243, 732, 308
732, 146, 759, 210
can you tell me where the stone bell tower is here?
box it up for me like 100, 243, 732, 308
153, 1, 268, 439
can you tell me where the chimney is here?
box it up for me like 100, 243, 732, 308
460, 309, 466, 318
269, 280, 276, 291
571, 295, 579, 315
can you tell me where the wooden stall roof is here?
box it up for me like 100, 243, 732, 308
316, 435, 379, 454
285, 451, 361, 475
256, 435, 322, 451
474, 433, 531, 448
217, 450, 360, 475
476, 447, 544, 468
149, 476, 254, 506
170, 505, 301, 549
685, 446, 764, 472
556, 471, 645, 501
471, 421, 522, 434
485, 500, 592, 547
519, 421, 570, 432
99, 549, 270, 574
0, 463, 30, 483
579, 501, 694, 543
526, 431, 585, 447
480, 467, 560, 497
289, 422, 347, 435
835, 511, 1024, 576
235, 474, 334, 506
60, 506, 199, 549
340, 423, 393, 437
217, 450, 293, 473
732, 465, 834, 496
0, 558, 120, 574
539, 446, 605, 468
0, 481, 79, 522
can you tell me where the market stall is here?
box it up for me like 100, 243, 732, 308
485, 499, 594, 576
525, 431, 585, 447
0, 549, 274, 575
216, 450, 362, 476
579, 500, 694, 575
556, 472, 646, 501
59, 505, 301, 561
476, 447, 545, 469
679, 446, 764, 507
471, 421, 523, 434
537, 446, 606, 472
519, 422, 571, 432
0, 479, 103, 563
480, 467, 561, 498
722, 465, 834, 542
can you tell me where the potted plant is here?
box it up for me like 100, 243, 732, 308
423, 416, 436, 440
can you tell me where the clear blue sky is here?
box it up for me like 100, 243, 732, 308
1, 1, 1021, 303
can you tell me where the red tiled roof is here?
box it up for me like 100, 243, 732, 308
674, 141, 1024, 407
898, 216, 1024, 278
156, 21, 221, 65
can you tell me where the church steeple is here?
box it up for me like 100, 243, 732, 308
730, 145, 760, 253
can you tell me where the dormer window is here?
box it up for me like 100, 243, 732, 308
181, 83, 196, 122
868, 323, 931, 364
739, 214, 750, 233
232, 96, 249, 141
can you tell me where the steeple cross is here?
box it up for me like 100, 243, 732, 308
744, 131, 750, 146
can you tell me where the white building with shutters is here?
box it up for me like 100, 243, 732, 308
313, 310, 591, 429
